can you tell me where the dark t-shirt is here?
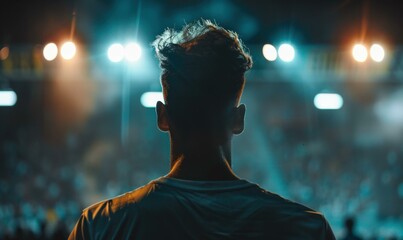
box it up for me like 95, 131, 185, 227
69, 177, 335, 240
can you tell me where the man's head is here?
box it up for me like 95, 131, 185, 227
153, 20, 252, 144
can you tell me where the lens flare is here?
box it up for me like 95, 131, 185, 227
0, 90, 17, 107
370, 44, 385, 62
125, 43, 142, 62
43, 43, 58, 61
314, 93, 343, 110
0, 46, 9, 60
352, 44, 367, 62
278, 44, 295, 62
60, 41, 76, 60
108, 43, 125, 63
262, 44, 277, 61
140, 92, 164, 108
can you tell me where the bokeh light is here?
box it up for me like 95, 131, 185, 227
314, 93, 343, 110
140, 92, 164, 108
278, 43, 295, 62
370, 44, 385, 62
108, 43, 125, 63
0, 90, 17, 107
0, 46, 9, 60
125, 43, 142, 62
262, 44, 277, 61
60, 41, 76, 60
352, 44, 368, 62
43, 43, 58, 61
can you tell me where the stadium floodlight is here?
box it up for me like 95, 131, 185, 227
108, 43, 125, 63
125, 42, 142, 62
60, 41, 76, 60
43, 43, 58, 61
140, 92, 164, 108
0, 90, 17, 107
352, 44, 367, 62
262, 44, 277, 61
314, 93, 343, 110
278, 43, 295, 62
370, 44, 385, 62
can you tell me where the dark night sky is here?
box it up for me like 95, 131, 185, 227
1, 0, 403, 45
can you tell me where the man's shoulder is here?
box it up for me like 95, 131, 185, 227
82, 179, 158, 220
253, 186, 333, 238
262, 189, 324, 217
69, 181, 160, 240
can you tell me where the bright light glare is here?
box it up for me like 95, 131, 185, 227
125, 43, 142, 62
0, 90, 17, 107
278, 43, 295, 62
108, 43, 125, 62
352, 44, 367, 62
314, 93, 343, 110
140, 92, 164, 108
43, 43, 58, 61
370, 44, 385, 62
60, 41, 76, 60
262, 44, 277, 61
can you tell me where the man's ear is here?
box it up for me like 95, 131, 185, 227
232, 104, 245, 134
156, 101, 169, 132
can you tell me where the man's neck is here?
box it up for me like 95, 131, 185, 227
167, 142, 239, 181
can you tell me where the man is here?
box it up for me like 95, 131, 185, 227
69, 20, 335, 239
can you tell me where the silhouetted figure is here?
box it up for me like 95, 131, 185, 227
342, 217, 363, 240
13, 225, 24, 240
69, 19, 335, 239
38, 220, 48, 240
52, 221, 69, 240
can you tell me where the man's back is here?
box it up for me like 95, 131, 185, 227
69, 177, 334, 240
69, 20, 336, 239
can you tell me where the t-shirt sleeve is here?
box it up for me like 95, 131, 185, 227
68, 213, 92, 240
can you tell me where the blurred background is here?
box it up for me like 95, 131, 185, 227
1, 0, 403, 239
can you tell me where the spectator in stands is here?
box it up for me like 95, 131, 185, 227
342, 216, 363, 240
69, 19, 335, 239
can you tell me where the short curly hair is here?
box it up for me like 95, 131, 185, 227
153, 20, 252, 129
